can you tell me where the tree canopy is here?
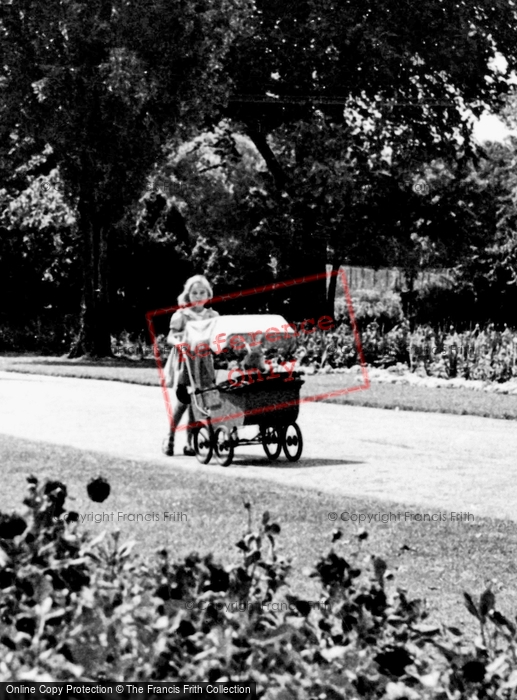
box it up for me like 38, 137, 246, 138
228, 0, 517, 148
1, 0, 252, 354
3, 0, 517, 351
215, 0, 517, 316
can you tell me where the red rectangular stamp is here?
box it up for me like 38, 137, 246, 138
146, 269, 369, 463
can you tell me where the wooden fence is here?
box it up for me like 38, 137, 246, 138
334, 266, 452, 293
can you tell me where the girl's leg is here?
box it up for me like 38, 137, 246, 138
184, 405, 195, 454
163, 399, 188, 456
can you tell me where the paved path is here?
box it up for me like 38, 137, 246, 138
1, 371, 516, 520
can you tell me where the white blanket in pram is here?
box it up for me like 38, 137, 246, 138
181, 314, 297, 390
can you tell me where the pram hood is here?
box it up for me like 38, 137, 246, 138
183, 314, 296, 353
180, 314, 298, 395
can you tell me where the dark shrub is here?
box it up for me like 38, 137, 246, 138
2, 476, 516, 698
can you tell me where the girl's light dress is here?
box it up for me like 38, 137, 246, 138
165, 306, 219, 394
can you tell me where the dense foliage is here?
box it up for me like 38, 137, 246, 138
1, 0, 253, 355
295, 321, 517, 384
111, 281, 517, 385
3, 1, 517, 352
1, 476, 517, 697
218, 0, 517, 316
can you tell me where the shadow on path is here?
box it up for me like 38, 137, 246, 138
226, 457, 364, 469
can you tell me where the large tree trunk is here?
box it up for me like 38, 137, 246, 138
283, 255, 328, 322
284, 205, 330, 322
246, 127, 331, 322
69, 200, 112, 358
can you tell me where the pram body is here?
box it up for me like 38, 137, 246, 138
181, 314, 304, 465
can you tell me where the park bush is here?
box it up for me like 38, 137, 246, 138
319, 283, 517, 380
405, 324, 517, 382
411, 283, 476, 329
111, 321, 517, 384
335, 289, 404, 333
0, 314, 79, 355
295, 321, 411, 370
2, 477, 517, 696
293, 321, 517, 382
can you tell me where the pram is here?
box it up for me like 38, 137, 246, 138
179, 314, 304, 466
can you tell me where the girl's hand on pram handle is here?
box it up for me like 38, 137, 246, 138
166, 329, 184, 346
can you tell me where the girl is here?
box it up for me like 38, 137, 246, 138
163, 275, 219, 456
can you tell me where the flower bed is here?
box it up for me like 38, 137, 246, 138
112, 319, 517, 388
295, 322, 517, 384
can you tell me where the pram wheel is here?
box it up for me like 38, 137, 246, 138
214, 426, 234, 467
193, 425, 214, 464
282, 423, 303, 462
261, 426, 282, 461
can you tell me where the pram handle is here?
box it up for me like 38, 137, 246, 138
183, 354, 212, 417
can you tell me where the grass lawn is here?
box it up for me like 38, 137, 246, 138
2, 353, 517, 420
1, 432, 517, 633
306, 373, 517, 420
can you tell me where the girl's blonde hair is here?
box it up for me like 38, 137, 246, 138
177, 274, 213, 307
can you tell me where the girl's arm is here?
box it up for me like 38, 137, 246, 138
167, 310, 186, 346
